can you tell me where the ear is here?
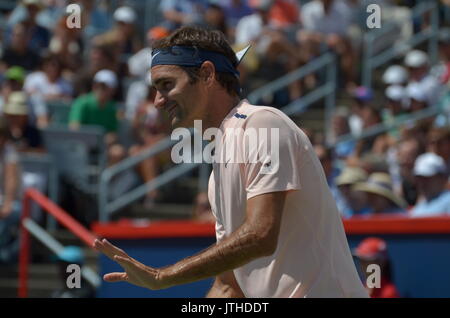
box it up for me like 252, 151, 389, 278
200, 61, 215, 86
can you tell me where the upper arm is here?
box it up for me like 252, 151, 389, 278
245, 191, 287, 255
69, 98, 83, 125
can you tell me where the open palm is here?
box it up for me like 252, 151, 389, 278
93, 239, 163, 290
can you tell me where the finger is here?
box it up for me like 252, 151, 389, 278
102, 239, 129, 258
93, 239, 115, 261
114, 255, 136, 270
103, 272, 128, 283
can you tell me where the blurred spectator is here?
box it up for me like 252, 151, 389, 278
128, 86, 171, 206
235, 0, 302, 99
5, 0, 51, 53
411, 152, 450, 217
72, 45, 118, 97
438, 28, 450, 85
353, 237, 400, 298
192, 191, 214, 223
249, 0, 300, 30
315, 144, 347, 214
69, 69, 118, 134
382, 65, 409, 87
0, 22, 41, 71
126, 26, 169, 121
297, 0, 356, 89
92, 6, 142, 61
348, 86, 373, 136
221, 0, 254, 40
390, 137, 423, 206
159, 0, 208, 31
0, 116, 21, 264
353, 172, 407, 214
76, 0, 112, 41
0, 66, 48, 128
404, 49, 443, 107
427, 127, 450, 173
331, 107, 356, 159
24, 54, 73, 102
204, 3, 227, 35
48, 14, 83, 72
2, 91, 43, 152
335, 167, 370, 218
406, 82, 429, 112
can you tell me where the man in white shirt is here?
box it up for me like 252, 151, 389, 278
94, 26, 368, 298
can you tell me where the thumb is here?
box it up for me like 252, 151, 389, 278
103, 272, 128, 283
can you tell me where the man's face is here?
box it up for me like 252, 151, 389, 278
415, 175, 447, 200
151, 65, 208, 128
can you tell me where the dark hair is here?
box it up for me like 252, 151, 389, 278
152, 26, 240, 96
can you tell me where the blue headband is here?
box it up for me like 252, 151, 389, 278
151, 46, 240, 78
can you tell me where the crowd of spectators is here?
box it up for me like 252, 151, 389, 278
0, 0, 449, 266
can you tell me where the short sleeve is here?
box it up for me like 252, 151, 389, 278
243, 110, 302, 200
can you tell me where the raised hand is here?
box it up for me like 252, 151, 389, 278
93, 238, 166, 290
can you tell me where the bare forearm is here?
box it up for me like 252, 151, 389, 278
159, 224, 272, 289
4, 163, 19, 205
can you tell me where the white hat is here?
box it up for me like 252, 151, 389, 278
414, 153, 447, 177
385, 85, 405, 101
93, 70, 118, 89
382, 65, 408, 85
406, 82, 427, 102
404, 50, 428, 68
113, 6, 137, 24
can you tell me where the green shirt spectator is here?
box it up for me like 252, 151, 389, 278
69, 69, 119, 132
69, 92, 118, 132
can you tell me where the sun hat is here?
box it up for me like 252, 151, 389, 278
353, 172, 407, 208
336, 167, 368, 187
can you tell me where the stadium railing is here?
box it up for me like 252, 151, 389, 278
362, 1, 440, 88
98, 129, 210, 222
40, 125, 106, 195
18, 188, 100, 298
331, 104, 444, 147
247, 52, 337, 136
20, 152, 59, 231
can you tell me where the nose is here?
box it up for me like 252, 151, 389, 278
154, 91, 167, 109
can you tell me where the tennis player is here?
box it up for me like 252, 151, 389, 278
94, 26, 368, 298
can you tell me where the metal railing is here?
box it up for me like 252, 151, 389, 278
331, 105, 443, 147
18, 188, 100, 298
362, 1, 440, 88
98, 129, 209, 222
247, 52, 337, 139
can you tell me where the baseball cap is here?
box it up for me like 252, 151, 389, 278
406, 82, 427, 102
147, 26, 169, 41
5, 66, 26, 83
404, 50, 428, 68
113, 6, 136, 24
3, 92, 28, 116
385, 85, 406, 102
414, 152, 447, 177
351, 86, 373, 102
382, 65, 408, 85
93, 69, 118, 89
336, 167, 368, 187
353, 237, 387, 260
